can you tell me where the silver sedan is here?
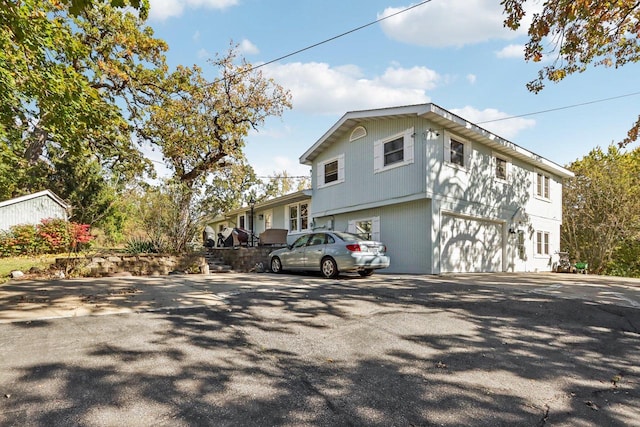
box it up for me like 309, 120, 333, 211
269, 231, 390, 278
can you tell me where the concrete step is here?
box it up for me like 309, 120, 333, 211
203, 252, 233, 274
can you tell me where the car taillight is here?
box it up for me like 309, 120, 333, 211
346, 244, 361, 252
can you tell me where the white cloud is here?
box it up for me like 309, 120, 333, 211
496, 44, 525, 59
192, 31, 201, 42
466, 74, 477, 84
149, 0, 239, 21
238, 39, 259, 55
450, 106, 536, 139
378, 0, 537, 47
262, 62, 439, 114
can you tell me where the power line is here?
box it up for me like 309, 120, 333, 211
249, 0, 433, 73
185, 0, 433, 94
477, 91, 640, 124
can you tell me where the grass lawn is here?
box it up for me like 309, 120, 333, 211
0, 254, 60, 283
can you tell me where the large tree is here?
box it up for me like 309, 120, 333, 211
501, 0, 640, 145
141, 47, 292, 252
0, 0, 167, 219
562, 146, 640, 274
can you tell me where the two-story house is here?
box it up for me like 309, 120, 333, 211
298, 103, 574, 274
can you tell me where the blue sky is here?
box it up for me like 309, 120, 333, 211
146, 0, 640, 179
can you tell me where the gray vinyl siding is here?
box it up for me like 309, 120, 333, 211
316, 199, 432, 274
312, 117, 427, 216
0, 195, 67, 230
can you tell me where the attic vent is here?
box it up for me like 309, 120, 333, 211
349, 126, 367, 142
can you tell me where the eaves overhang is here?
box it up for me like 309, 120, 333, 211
299, 103, 574, 179
211, 189, 312, 222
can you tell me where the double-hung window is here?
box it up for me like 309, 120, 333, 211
450, 139, 465, 167
536, 171, 551, 199
383, 137, 404, 166
324, 160, 338, 183
317, 154, 345, 188
444, 133, 471, 170
493, 153, 510, 181
374, 127, 414, 173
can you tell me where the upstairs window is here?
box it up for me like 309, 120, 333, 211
384, 137, 404, 166
444, 133, 471, 170
450, 139, 465, 167
536, 172, 550, 199
493, 153, 510, 181
317, 154, 345, 188
374, 127, 414, 173
324, 160, 338, 183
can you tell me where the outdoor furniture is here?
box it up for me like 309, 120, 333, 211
258, 228, 288, 246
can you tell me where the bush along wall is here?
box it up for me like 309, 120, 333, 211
0, 218, 93, 257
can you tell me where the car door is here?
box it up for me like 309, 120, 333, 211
282, 234, 311, 269
304, 233, 327, 269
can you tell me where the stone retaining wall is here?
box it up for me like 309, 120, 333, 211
208, 247, 278, 272
54, 253, 207, 277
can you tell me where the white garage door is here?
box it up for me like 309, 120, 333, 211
441, 214, 503, 273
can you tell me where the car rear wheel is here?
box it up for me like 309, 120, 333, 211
358, 269, 374, 277
271, 257, 283, 274
321, 257, 338, 278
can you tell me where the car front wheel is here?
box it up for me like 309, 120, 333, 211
321, 257, 338, 278
271, 257, 283, 274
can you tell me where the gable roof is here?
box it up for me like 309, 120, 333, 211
300, 103, 574, 179
0, 190, 70, 210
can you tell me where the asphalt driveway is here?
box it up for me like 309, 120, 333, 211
1, 272, 639, 426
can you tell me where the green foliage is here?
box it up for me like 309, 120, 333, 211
124, 236, 158, 254
562, 145, 640, 276
501, 0, 640, 145
139, 46, 292, 253
0, 0, 167, 199
607, 239, 640, 278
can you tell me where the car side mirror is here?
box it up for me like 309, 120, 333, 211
287, 244, 293, 250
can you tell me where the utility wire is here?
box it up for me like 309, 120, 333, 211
249, 0, 433, 72
477, 90, 640, 124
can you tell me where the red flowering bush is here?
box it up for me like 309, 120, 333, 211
0, 219, 94, 257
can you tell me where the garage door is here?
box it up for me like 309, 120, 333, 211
441, 214, 503, 273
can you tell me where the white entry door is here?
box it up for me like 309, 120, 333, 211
441, 214, 503, 273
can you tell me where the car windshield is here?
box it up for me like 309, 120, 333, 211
333, 231, 369, 242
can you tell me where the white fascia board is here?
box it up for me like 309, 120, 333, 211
299, 104, 433, 165
424, 104, 575, 179
0, 190, 70, 209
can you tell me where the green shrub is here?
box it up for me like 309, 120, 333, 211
125, 237, 159, 254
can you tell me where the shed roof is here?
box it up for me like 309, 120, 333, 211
211, 189, 312, 222
299, 103, 574, 179
0, 190, 70, 210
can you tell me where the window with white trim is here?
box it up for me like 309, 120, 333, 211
536, 231, 550, 256
238, 214, 246, 229
535, 171, 551, 199
317, 154, 345, 188
374, 128, 414, 173
444, 134, 471, 169
263, 210, 272, 230
288, 202, 309, 232
493, 153, 510, 181
348, 216, 381, 241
